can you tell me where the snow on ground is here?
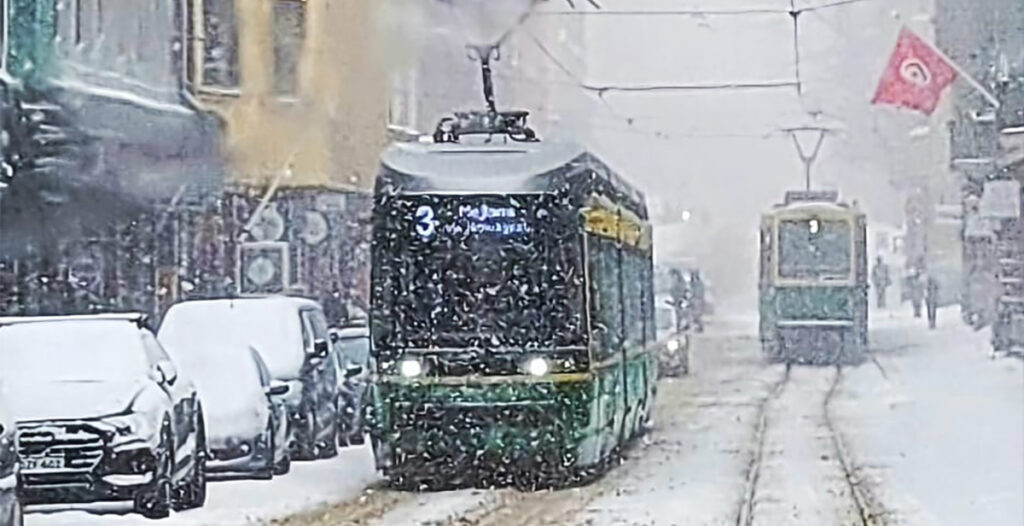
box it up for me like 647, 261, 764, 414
21, 307, 1024, 526
577, 315, 783, 526
753, 367, 857, 526
370, 489, 493, 525
836, 305, 1024, 526
25, 446, 379, 526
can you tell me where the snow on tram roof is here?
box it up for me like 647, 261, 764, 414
378, 140, 645, 206
380, 140, 587, 182
775, 200, 851, 212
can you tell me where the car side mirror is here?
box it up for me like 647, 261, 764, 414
312, 339, 329, 359
153, 361, 178, 386
266, 381, 290, 396
345, 365, 364, 379
329, 332, 340, 344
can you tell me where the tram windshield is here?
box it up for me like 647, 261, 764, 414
372, 193, 585, 349
778, 219, 852, 280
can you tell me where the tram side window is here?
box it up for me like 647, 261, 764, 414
622, 248, 644, 350
642, 258, 656, 344
588, 234, 622, 360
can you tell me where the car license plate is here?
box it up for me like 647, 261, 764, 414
23, 456, 65, 470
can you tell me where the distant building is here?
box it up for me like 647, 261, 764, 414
934, 0, 1024, 330
0, 0, 388, 317
0, 0, 223, 315
184, 0, 388, 310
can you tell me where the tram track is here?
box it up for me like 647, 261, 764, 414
735, 362, 891, 526
735, 364, 792, 526
824, 366, 888, 526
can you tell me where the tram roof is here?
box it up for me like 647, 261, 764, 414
378, 140, 645, 208
767, 200, 861, 217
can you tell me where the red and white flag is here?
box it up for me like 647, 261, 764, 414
872, 28, 957, 115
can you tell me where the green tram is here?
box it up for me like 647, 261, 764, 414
368, 140, 657, 487
759, 191, 868, 365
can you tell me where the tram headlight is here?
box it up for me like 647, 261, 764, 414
524, 357, 550, 377
398, 358, 424, 378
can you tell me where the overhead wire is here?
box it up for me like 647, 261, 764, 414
537, 0, 874, 16
526, 33, 786, 140
490, 0, 880, 140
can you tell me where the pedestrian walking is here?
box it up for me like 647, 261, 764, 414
926, 275, 940, 329
907, 267, 925, 318
871, 256, 891, 308
668, 269, 686, 332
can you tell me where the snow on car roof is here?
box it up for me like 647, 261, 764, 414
159, 297, 318, 380
0, 312, 147, 326
168, 296, 322, 309
333, 326, 369, 339
0, 319, 151, 383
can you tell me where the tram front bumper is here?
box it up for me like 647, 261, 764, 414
370, 378, 592, 472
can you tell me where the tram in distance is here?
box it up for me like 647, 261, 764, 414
367, 138, 658, 488
759, 191, 868, 365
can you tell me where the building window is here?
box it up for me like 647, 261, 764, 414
202, 0, 239, 89
183, 0, 197, 87
388, 70, 418, 130
272, 0, 305, 96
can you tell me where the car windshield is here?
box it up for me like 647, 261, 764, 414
338, 336, 369, 366
778, 219, 852, 280
0, 321, 149, 383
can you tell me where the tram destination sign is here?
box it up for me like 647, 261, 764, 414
412, 198, 536, 240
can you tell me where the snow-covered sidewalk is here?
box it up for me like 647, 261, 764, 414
835, 306, 1024, 526
25, 446, 379, 526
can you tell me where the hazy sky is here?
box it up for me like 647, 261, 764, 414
522, 0, 944, 302
389, 0, 947, 304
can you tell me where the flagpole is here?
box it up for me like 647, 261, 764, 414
923, 36, 1001, 109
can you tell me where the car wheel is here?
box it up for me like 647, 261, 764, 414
255, 421, 275, 480
273, 449, 292, 476
294, 407, 318, 461
316, 404, 339, 459
175, 417, 208, 511
8, 501, 23, 526
349, 411, 365, 446
336, 402, 351, 448
135, 424, 173, 519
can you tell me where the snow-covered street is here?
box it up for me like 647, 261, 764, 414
24, 308, 1020, 526
25, 447, 379, 526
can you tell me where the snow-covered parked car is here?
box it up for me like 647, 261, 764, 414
655, 294, 690, 377
158, 333, 292, 479
159, 297, 340, 461
0, 314, 207, 519
0, 384, 22, 526
329, 326, 370, 446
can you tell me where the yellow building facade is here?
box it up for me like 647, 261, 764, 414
187, 0, 388, 191
174, 0, 387, 309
